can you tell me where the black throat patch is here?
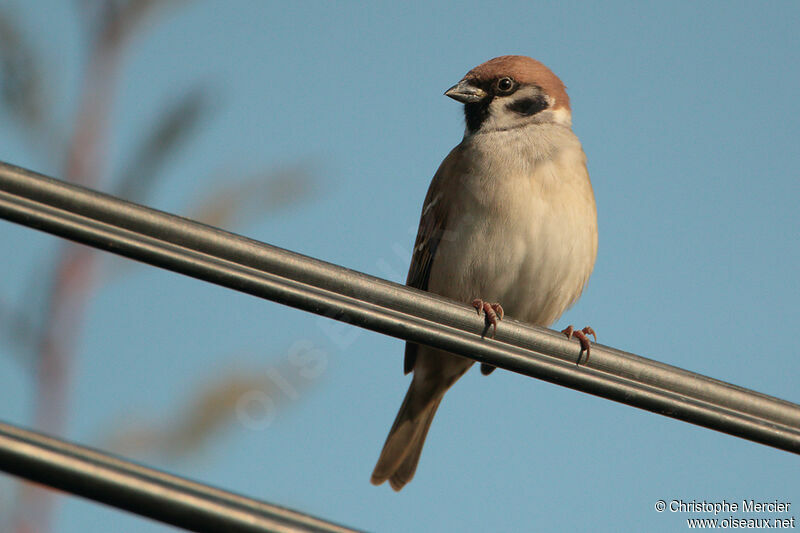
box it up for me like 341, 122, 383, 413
464, 101, 491, 133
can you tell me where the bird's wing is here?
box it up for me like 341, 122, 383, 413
403, 146, 462, 374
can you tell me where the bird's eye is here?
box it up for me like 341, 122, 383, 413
496, 77, 515, 93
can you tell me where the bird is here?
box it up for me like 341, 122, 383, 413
370, 55, 598, 491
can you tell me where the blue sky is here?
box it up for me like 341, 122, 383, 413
1, 1, 799, 532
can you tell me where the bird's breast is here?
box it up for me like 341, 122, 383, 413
427, 135, 597, 326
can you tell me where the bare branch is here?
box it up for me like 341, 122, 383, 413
189, 164, 317, 229
77, 0, 189, 50
0, 295, 39, 364
115, 85, 214, 203
102, 360, 314, 460
0, 8, 48, 135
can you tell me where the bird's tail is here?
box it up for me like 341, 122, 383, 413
370, 379, 445, 491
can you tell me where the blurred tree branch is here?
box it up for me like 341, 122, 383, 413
190, 163, 317, 228
102, 358, 316, 461
115, 85, 213, 203
0, 2, 318, 532
0, 8, 51, 146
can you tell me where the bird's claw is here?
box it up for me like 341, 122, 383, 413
472, 299, 504, 338
561, 325, 596, 365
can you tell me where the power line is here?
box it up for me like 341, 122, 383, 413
1, 161, 799, 451
0, 159, 799, 528
0, 421, 359, 533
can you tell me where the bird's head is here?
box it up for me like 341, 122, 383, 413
445, 55, 572, 134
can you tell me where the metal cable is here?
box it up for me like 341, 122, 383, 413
0, 421, 359, 533
0, 159, 799, 528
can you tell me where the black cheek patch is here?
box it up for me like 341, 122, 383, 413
506, 95, 549, 116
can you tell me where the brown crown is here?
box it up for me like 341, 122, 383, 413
465, 55, 570, 111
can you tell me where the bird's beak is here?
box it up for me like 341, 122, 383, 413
444, 79, 487, 103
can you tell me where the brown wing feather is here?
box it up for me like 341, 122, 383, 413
403, 146, 463, 374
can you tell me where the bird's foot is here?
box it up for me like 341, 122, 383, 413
561, 325, 597, 365
472, 299, 504, 339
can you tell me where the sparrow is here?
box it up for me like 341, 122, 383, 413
371, 56, 598, 491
